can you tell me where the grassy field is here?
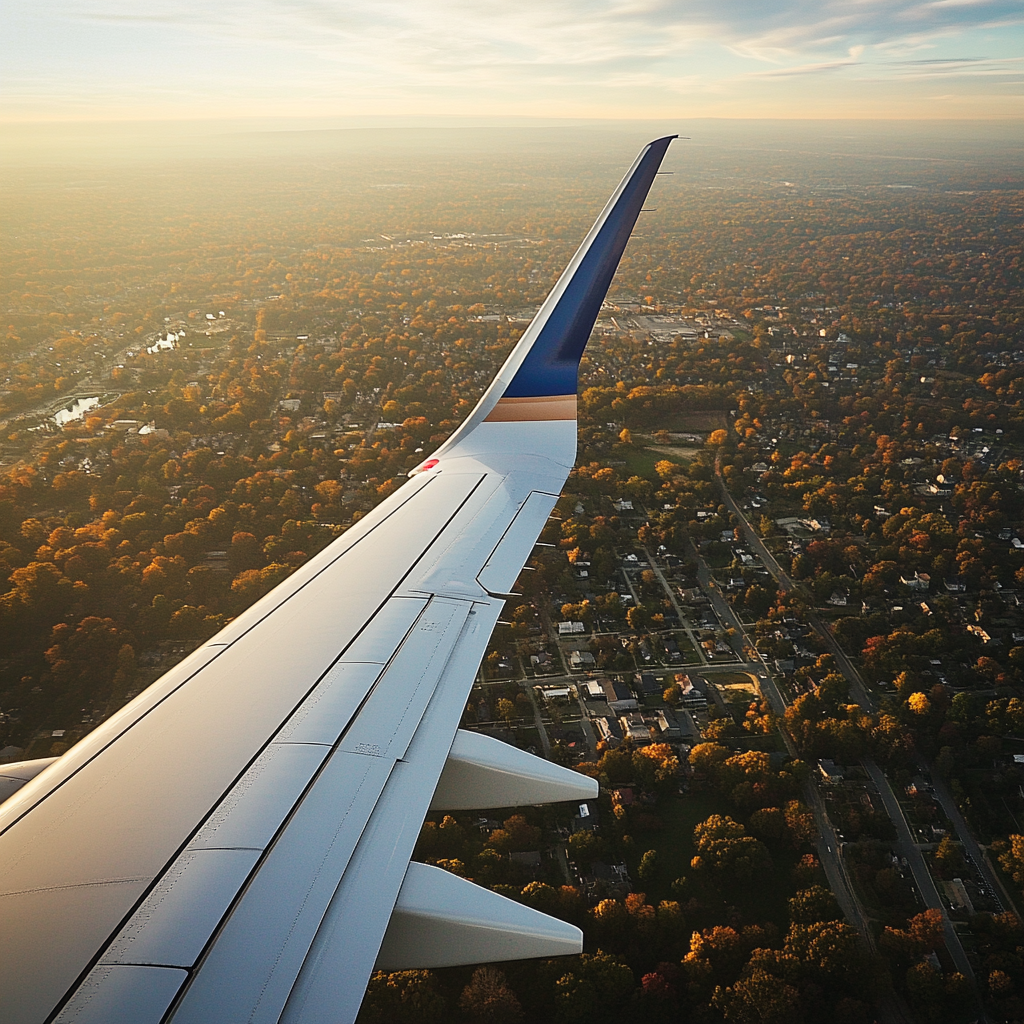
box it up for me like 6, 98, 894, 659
657, 410, 729, 432
619, 445, 684, 478
186, 333, 229, 349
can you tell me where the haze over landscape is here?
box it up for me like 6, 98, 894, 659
1, 1, 1023, 1022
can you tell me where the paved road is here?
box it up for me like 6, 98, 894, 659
929, 769, 1014, 915
713, 463, 797, 591
689, 543, 748, 655
641, 546, 709, 666
671, 540, 876, 955
524, 683, 552, 759
684, 540, 797, 721
714, 465, 878, 711
714, 463, 981, 997
806, 611, 875, 710
864, 760, 975, 981
807, 783, 874, 939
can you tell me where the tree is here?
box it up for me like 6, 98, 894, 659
44, 616, 130, 702
357, 970, 447, 1024
496, 698, 517, 728
692, 815, 771, 881
589, 898, 629, 941
784, 919, 867, 993
598, 746, 633, 783
684, 925, 746, 986
997, 834, 1024, 895
638, 849, 658, 881
458, 967, 523, 1024
688, 742, 730, 782
415, 815, 466, 860
108, 643, 136, 703
553, 952, 634, 1024
567, 830, 608, 871
788, 885, 841, 924
749, 807, 785, 842
907, 692, 931, 716
633, 743, 679, 791
626, 605, 648, 631
934, 836, 965, 878
519, 881, 561, 917
487, 814, 541, 854
905, 961, 943, 1006
228, 531, 262, 574
231, 562, 292, 604
906, 908, 943, 952
0, 561, 79, 632
711, 969, 803, 1024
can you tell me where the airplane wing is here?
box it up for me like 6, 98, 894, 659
0, 135, 676, 1024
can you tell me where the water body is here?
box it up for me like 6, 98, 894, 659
53, 396, 100, 426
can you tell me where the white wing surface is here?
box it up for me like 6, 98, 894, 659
0, 135, 675, 1024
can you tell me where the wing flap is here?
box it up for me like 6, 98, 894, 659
167, 598, 475, 1024
101, 848, 261, 967
338, 598, 472, 761
54, 965, 187, 1024
276, 601, 502, 1024
376, 862, 582, 970
167, 752, 396, 1024
477, 489, 560, 595
188, 741, 331, 851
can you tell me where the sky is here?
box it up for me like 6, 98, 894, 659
1, 0, 1022, 122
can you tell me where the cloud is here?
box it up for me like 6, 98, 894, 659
58, 0, 1023, 64
2, 0, 1022, 119
747, 60, 861, 78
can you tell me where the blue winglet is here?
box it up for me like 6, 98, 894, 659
502, 135, 676, 399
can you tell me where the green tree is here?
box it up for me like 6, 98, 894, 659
553, 952, 634, 1024
567, 830, 608, 872
637, 849, 658, 881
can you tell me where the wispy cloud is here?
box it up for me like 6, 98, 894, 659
747, 60, 861, 78
1, 0, 1022, 119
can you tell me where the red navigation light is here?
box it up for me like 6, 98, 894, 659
410, 458, 440, 477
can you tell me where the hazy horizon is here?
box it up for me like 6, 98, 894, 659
2, 117, 1022, 181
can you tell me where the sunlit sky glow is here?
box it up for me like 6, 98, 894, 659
2, 0, 1022, 121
